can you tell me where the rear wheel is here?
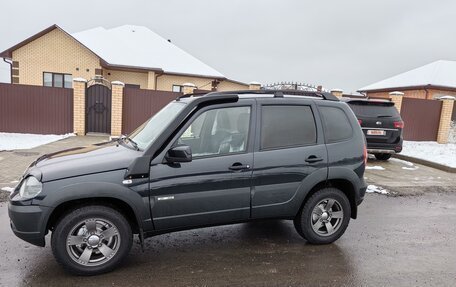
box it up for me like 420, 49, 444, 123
374, 153, 392, 161
294, 188, 351, 244
51, 205, 133, 275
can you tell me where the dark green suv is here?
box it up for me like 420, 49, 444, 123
8, 90, 367, 275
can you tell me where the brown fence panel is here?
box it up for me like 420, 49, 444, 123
0, 83, 73, 134
400, 97, 442, 141
122, 88, 182, 134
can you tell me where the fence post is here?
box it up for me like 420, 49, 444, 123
73, 78, 87, 135
389, 91, 404, 113
249, 82, 261, 90
436, 97, 455, 144
111, 81, 124, 136
330, 89, 343, 99
183, 83, 196, 95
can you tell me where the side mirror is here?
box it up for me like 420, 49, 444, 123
165, 145, 192, 163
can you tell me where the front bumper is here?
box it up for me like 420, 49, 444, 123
8, 202, 50, 247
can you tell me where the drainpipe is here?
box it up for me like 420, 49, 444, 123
3, 58, 12, 84
154, 72, 164, 90
424, 85, 430, 99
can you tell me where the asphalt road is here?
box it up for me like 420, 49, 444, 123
1, 192, 456, 287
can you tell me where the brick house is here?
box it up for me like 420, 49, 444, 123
358, 60, 455, 144
358, 60, 456, 99
0, 24, 248, 92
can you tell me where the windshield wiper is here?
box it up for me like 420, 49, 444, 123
118, 134, 139, 151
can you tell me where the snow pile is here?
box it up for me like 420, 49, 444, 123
0, 133, 74, 151
366, 165, 385, 170
401, 141, 456, 168
366, 185, 389, 195
449, 121, 456, 144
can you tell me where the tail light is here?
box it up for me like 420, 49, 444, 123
394, 121, 404, 129
363, 144, 368, 165
358, 119, 362, 125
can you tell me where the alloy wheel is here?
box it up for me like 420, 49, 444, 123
66, 218, 121, 266
310, 198, 344, 236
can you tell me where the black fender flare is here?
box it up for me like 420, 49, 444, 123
40, 181, 153, 235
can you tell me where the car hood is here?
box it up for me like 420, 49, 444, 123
28, 142, 142, 182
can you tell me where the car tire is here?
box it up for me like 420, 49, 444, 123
51, 205, 133, 275
374, 153, 392, 161
294, 188, 351, 244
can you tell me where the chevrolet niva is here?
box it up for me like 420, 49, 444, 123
9, 90, 367, 275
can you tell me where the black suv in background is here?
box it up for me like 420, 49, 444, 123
9, 90, 367, 275
345, 99, 404, 160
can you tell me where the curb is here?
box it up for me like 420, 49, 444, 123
393, 154, 456, 173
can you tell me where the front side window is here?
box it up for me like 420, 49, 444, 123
43, 72, 72, 88
261, 105, 317, 150
177, 106, 251, 158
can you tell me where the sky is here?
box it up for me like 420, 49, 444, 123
1, 0, 456, 93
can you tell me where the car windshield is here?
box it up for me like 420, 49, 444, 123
129, 102, 186, 150
348, 102, 399, 118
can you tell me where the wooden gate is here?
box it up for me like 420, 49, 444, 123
400, 97, 442, 141
86, 79, 112, 134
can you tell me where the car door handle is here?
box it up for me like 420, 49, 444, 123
305, 156, 323, 163
229, 163, 251, 171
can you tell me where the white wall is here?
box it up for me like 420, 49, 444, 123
0, 60, 10, 83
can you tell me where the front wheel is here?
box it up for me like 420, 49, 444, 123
51, 205, 133, 275
374, 153, 392, 161
294, 188, 351, 244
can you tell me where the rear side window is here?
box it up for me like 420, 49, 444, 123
348, 102, 400, 118
320, 106, 353, 143
261, 105, 316, 150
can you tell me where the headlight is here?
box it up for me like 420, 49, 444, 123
18, 176, 42, 199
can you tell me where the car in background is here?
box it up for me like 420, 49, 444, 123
344, 98, 404, 161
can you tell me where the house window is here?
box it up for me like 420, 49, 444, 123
43, 72, 73, 88
125, 84, 141, 89
172, 85, 183, 92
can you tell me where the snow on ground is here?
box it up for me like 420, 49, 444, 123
402, 166, 419, 171
367, 185, 389, 195
449, 121, 456, 144
1, 187, 14, 193
366, 165, 385, 170
401, 141, 456, 168
0, 133, 74, 151
390, 158, 419, 170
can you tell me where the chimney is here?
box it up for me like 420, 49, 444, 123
330, 89, 343, 99
182, 83, 196, 95
249, 81, 261, 90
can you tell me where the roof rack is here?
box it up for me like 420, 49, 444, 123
178, 89, 339, 101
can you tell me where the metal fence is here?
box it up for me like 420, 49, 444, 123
401, 97, 442, 141
0, 83, 73, 134
122, 88, 182, 134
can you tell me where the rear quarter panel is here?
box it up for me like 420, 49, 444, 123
317, 101, 366, 199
